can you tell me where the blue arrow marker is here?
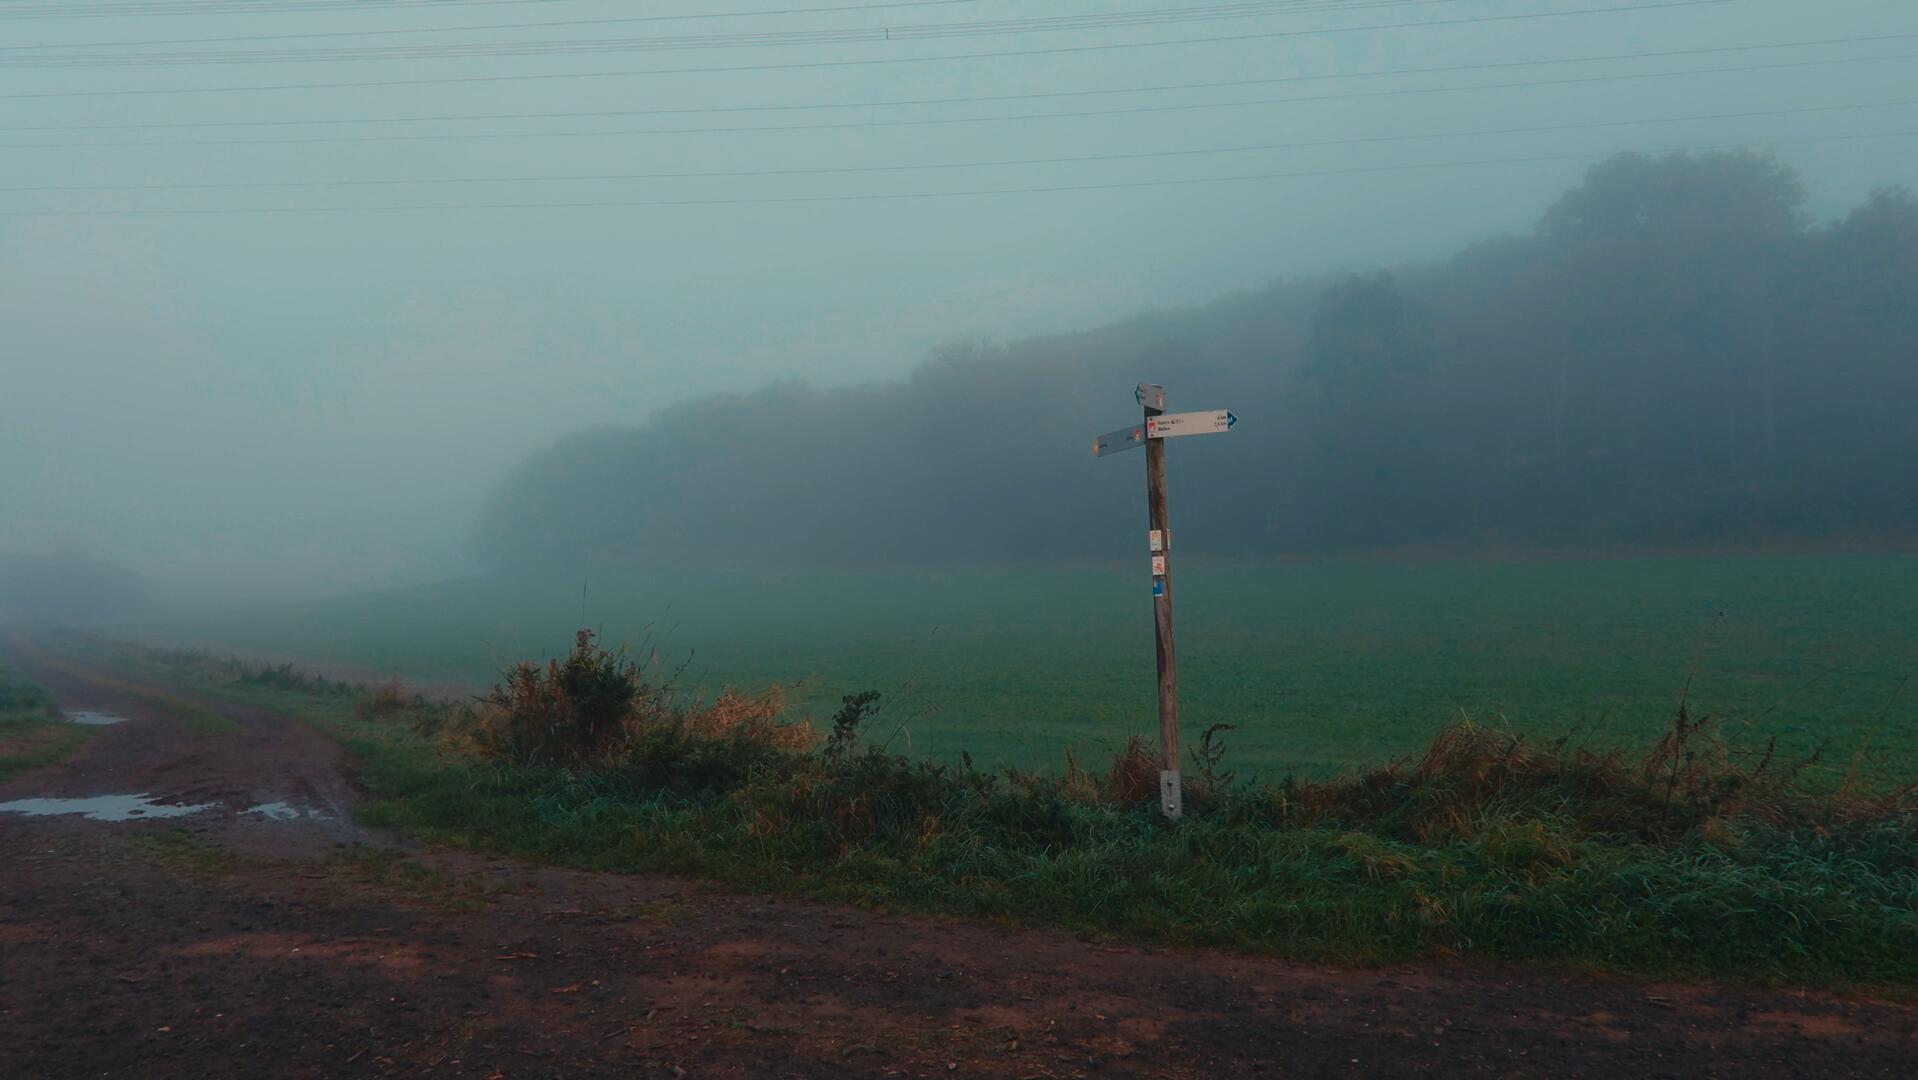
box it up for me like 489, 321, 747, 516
1225, 411, 1237, 429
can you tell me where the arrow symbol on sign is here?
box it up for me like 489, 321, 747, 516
1226, 411, 1237, 430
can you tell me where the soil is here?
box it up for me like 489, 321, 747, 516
3, 644, 1916, 1079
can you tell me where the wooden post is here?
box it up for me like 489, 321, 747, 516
1097, 384, 1230, 820
1144, 398, 1183, 821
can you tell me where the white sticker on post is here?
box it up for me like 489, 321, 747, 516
1151, 555, 1167, 576
1148, 530, 1164, 553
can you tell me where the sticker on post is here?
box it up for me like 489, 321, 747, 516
1148, 529, 1164, 553
1152, 578, 1166, 598
1151, 555, 1166, 576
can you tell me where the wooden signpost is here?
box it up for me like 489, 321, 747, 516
1094, 382, 1236, 821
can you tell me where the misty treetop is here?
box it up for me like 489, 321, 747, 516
480, 151, 1918, 567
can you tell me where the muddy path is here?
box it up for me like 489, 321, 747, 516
3, 644, 1916, 1079
0, 641, 361, 854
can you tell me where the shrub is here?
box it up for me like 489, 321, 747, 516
824, 690, 883, 758
235, 660, 335, 694
0, 666, 59, 721
464, 630, 817, 779
477, 629, 657, 765
354, 679, 418, 720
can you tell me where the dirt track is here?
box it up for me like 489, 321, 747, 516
3, 645, 1916, 1079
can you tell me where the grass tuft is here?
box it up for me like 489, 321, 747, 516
0, 661, 94, 780
354, 679, 418, 720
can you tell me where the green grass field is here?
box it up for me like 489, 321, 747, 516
0, 661, 92, 781
143, 554, 1918, 777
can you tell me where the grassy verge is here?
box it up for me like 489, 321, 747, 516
6, 638, 237, 734
65, 632, 1918, 990
0, 661, 94, 781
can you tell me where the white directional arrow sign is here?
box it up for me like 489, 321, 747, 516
1145, 410, 1236, 439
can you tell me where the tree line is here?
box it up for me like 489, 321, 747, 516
480, 151, 1918, 567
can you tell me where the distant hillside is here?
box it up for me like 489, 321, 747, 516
480, 151, 1918, 567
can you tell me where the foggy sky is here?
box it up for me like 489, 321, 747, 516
4, 0, 1916, 599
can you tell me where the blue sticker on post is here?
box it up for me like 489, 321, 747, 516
1152, 578, 1166, 598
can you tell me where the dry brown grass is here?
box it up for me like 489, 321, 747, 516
354, 679, 414, 720
1244, 708, 1918, 846
1105, 735, 1162, 807
680, 687, 816, 752
1058, 750, 1102, 805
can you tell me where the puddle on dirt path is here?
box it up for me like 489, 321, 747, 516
0, 794, 214, 822
241, 801, 336, 823
62, 711, 129, 726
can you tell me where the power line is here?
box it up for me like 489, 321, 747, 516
0, 0, 1741, 100
7, 98, 1911, 193
8, 0, 977, 34
4, 129, 1912, 216
0, 0, 1456, 66
0, 0, 577, 19
0, 0, 1746, 98
5, 36, 1910, 134
11, 52, 1910, 149
35, 0, 1493, 51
